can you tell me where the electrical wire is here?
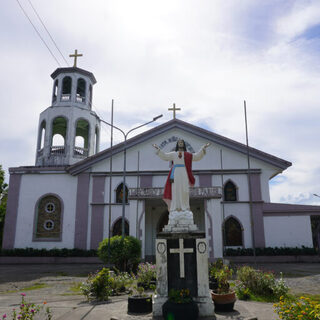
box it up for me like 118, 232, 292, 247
16, 0, 61, 66
27, 0, 69, 66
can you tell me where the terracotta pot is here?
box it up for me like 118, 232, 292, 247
211, 290, 236, 312
127, 295, 152, 314
162, 300, 199, 320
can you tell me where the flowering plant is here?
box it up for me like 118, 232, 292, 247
1, 293, 52, 320
136, 263, 156, 289
274, 296, 320, 319
168, 288, 192, 304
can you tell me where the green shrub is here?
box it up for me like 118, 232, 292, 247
98, 236, 141, 272
236, 266, 289, 301
80, 268, 112, 301
136, 263, 156, 289
208, 258, 224, 280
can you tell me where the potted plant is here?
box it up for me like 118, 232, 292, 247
209, 259, 223, 291
162, 288, 199, 320
210, 264, 236, 312
127, 285, 152, 314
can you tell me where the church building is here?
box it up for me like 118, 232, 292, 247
3, 62, 320, 261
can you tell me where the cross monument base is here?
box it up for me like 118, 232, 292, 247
153, 231, 214, 318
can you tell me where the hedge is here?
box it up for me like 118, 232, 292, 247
0, 248, 98, 257
225, 246, 317, 256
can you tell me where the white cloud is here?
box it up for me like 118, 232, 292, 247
276, 1, 320, 39
1, 0, 320, 207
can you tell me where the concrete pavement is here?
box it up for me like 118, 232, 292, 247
1, 262, 319, 319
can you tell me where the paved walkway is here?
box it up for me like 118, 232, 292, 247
0, 263, 319, 319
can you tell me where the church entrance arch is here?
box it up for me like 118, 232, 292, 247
144, 199, 205, 262
157, 210, 169, 233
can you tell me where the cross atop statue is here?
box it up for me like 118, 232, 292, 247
69, 49, 83, 67
168, 103, 181, 119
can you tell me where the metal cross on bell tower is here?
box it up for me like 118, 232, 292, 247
69, 49, 83, 67
168, 103, 181, 119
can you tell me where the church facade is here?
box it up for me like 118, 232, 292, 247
3, 65, 320, 260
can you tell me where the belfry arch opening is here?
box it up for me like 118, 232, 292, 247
89, 84, 93, 109
62, 76, 72, 101
51, 117, 67, 155
52, 80, 58, 103
38, 120, 46, 150
95, 126, 99, 154
74, 119, 89, 156
76, 78, 86, 103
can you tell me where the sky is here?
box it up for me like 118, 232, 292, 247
1, 0, 320, 205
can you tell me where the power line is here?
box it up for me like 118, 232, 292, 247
27, 0, 69, 66
16, 0, 61, 66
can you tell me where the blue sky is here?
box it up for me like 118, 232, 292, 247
1, 0, 320, 205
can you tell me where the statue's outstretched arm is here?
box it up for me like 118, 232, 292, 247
193, 143, 211, 161
152, 144, 174, 161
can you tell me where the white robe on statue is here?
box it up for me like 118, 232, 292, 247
156, 147, 206, 212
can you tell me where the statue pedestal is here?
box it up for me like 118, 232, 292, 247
163, 210, 198, 232
153, 231, 214, 318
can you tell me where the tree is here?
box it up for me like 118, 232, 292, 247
0, 165, 8, 248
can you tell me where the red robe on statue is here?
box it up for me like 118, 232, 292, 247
163, 151, 195, 201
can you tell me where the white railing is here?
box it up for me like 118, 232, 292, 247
50, 146, 65, 155
129, 187, 222, 199
76, 94, 85, 103
61, 94, 71, 101
74, 147, 88, 157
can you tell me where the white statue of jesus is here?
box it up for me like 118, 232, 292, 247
153, 139, 210, 227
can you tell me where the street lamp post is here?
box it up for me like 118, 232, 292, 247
101, 114, 163, 239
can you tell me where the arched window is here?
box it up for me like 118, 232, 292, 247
51, 117, 67, 155
116, 183, 128, 204
76, 78, 86, 102
53, 79, 58, 102
112, 218, 129, 236
34, 195, 62, 240
74, 119, 89, 156
224, 181, 237, 201
223, 217, 243, 246
62, 76, 72, 101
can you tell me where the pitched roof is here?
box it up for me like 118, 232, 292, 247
67, 118, 292, 175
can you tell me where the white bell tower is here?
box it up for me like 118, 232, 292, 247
35, 50, 101, 166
